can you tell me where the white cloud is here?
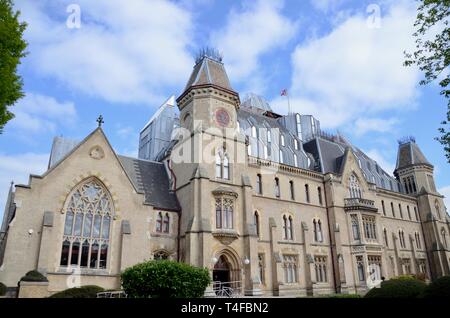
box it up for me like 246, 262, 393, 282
0, 153, 49, 222
365, 149, 396, 175
272, 2, 420, 129
439, 186, 450, 212
8, 93, 76, 134
354, 117, 400, 136
211, 0, 298, 91
16, 0, 194, 105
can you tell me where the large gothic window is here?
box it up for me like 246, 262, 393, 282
215, 197, 234, 229
215, 148, 230, 180
349, 174, 362, 198
60, 179, 113, 269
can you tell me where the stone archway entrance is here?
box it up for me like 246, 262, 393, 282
213, 255, 231, 287
212, 251, 242, 296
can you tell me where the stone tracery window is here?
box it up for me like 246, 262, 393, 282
283, 255, 298, 283
314, 256, 327, 282
349, 174, 362, 198
215, 197, 234, 229
60, 179, 113, 269
215, 148, 230, 180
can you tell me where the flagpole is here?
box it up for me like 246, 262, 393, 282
287, 93, 291, 115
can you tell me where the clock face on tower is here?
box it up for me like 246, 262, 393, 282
215, 108, 230, 127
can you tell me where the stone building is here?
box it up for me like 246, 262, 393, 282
0, 52, 449, 297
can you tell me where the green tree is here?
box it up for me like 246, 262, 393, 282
404, 0, 450, 162
0, 0, 27, 133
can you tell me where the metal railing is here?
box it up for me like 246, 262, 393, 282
212, 281, 242, 298
97, 291, 127, 298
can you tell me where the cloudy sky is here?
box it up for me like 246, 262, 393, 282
0, 0, 449, 220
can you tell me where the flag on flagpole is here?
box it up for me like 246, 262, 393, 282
280, 89, 288, 96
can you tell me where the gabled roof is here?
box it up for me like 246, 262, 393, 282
395, 141, 432, 172
118, 156, 180, 212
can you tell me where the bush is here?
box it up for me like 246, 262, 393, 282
422, 276, 450, 298
0, 282, 6, 296
49, 285, 104, 298
121, 260, 211, 298
20, 270, 48, 282
364, 277, 427, 298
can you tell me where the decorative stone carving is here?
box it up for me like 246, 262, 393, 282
212, 229, 239, 245
89, 146, 105, 160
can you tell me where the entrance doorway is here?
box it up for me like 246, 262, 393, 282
213, 255, 231, 294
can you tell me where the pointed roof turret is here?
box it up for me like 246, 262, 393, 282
394, 137, 432, 174
184, 48, 234, 91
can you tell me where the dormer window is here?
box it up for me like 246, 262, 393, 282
252, 126, 257, 138
281, 135, 285, 146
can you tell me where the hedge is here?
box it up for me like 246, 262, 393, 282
364, 277, 427, 298
422, 276, 450, 298
0, 282, 6, 296
121, 260, 211, 298
49, 285, 104, 298
20, 270, 48, 282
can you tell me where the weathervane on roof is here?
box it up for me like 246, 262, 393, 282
195, 47, 223, 64
96, 115, 104, 127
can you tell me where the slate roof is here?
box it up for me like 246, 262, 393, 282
184, 56, 234, 92
0, 184, 16, 234
395, 141, 432, 172
303, 137, 402, 192
118, 156, 180, 212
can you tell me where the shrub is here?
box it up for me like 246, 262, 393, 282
0, 282, 6, 296
121, 260, 211, 298
49, 285, 104, 298
20, 270, 48, 282
365, 277, 427, 298
422, 276, 450, 298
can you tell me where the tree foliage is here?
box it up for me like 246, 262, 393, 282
49, 285, 105, 298
121, 260, 211, 298
0, 0, 27, 133
364, 277, 427, 298
404, 0, 450, 162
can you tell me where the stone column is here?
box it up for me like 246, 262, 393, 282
392, 232, 402, 275
268, 217, 280, 296
37, 211, 54, 274
301, 222, 314, 296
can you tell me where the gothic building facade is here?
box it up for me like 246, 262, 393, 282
0, 53, 449, 297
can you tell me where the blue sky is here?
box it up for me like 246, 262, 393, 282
0, 0, 449, 219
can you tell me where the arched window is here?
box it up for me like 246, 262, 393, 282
289, 181, 295, 200
318, 187, 323, 205
275, 178, 280, 198
356, 256, 365, 281
154, 250, 169, 260
305, 184, 310, 203
287, 216, 293, 240
251, 126, 257, 138
399, 230, 406, 249
254, 211, 260, 237
283, 215, 293, 240
407, 206, 411, 220
156, 212, 163, 232
381, 200, 386, 215
163, 213, 170, 233
256, 174, 262, 194
60, 179, 113, 269
215, 148, 230, 180
349, 174, 362, 198
383, 228, 388, 247
351, 215, 360, 240
313, 219, 323, 242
